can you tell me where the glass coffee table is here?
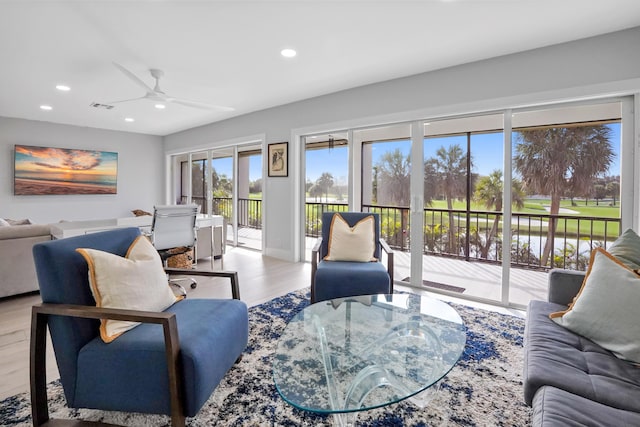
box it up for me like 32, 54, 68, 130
273, 293, 466, 426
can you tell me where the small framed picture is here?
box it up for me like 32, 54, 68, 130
268, 142, 288, 177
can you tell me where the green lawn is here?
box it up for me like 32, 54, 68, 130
425, 198, 619, 239
428, 198, 618, 216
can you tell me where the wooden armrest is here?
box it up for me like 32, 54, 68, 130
379, 238, 393, 255
379, 239, 394, 294
164, 268, 240, 300
30, 303, 184, 427
310, 237, 323, 303
32, 302, 175, 323
311, 237, 323, 268
312, 236, 323, 254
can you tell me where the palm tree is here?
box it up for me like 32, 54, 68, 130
308, 184, 323, 202
473, 170, 525, 259
376, 148, 411, 206
513, 125, 614, 265
592, 184, 607, 206
316, 172, 334, 202
425, 144, 469, 254
606, 181, 620, 206
375, 149, 411, 245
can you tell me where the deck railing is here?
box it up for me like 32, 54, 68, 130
307, 202, 620, 271
182, 196, 619, 271
304, 202, 350, 237
181, 197, 261, 229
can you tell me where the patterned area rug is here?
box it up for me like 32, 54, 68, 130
0, 289, 531, 426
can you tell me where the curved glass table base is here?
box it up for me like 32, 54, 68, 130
273, 293, 466, 425
333, 381, 442, 427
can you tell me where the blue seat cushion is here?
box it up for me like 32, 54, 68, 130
74, 298, 248, 417
314, 260, 390, 303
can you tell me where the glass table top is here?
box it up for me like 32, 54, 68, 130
273, 293, 466, 415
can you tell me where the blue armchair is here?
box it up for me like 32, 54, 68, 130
30, 227, 248, 427
311, 212, 394, 303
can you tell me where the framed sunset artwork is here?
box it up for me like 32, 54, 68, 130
14, 145, 118, 195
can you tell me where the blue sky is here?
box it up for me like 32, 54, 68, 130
305, 123, 621, 182
213, 123, 621, 183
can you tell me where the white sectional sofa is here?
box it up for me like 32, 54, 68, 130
0, 222, 51, 298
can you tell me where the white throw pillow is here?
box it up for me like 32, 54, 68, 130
76, 236, 181, 343
550, 248, 640, 364
0, 218, 10, 227
323, 214, 377, 262
6, 218, 31, 225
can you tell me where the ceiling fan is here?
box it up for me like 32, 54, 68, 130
106, 62, 234, 111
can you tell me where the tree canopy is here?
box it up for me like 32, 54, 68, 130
424, 144, 470, 253
376, 148, 411, 206
513, 125, 614, 264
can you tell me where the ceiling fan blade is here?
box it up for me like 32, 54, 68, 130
103, 96, 147, 105
112, 62, 155, 93
169, 98, 235, 111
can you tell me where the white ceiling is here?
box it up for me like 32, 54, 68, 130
1, 1, 640, 137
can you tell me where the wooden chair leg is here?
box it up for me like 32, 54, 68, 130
163, 315, 185, 427
30, 307, 49, 427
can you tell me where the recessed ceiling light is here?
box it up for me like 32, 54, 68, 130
124, 117, 135, 122
40, 105, 52, 111
155, 104, 166, 109
281, 48, 297, 58
56, 85, 70, 91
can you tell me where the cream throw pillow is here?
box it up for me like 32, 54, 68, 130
77, 236, 181, 343
550, 248, 640, 363
324, 214, 377, 262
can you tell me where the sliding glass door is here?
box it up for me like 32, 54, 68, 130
421, 114, 505, 302
171, 140, 264, 252
356, 123, 411, 283
299, 97, 632, 309
303, 132, 349, 261
509, 101, 623, 305
237, 146, 263, 250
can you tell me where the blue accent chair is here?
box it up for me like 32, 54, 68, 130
311, 212, 394, 303
30, 227, 249, 427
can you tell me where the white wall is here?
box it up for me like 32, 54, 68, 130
165, 26, 640, 262
0, 117, 164, 224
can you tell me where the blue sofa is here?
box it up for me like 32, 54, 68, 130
524, 269, 640, 426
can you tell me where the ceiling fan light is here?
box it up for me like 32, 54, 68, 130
56, 85, 70, 91
124, 117, 135, 122
154, 104, 166, 109
40, 105, 52, 111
